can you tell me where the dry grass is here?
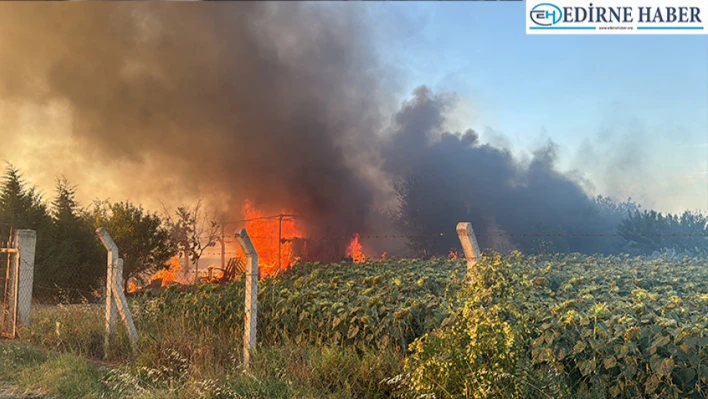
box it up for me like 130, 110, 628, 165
4, 302, 404, 398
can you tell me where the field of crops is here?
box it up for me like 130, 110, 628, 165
135, 258, 467, 352
131, 253, 708, 398
16, 253, 697, 398
402, 253, 708, 398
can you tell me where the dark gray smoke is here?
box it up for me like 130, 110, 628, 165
0, 3, 634, 256
0, 3, 387, 241
383, 87, 633, 255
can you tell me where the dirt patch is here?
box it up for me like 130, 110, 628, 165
0, 383, 48, 399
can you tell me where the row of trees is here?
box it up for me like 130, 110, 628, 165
393, 174, 708, 257
617, 209, 708, 255
0, 164, 220, 302
1, 163, 705, 301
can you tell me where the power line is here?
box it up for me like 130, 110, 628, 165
213, 232, 708, 240
220, 214, 299, 225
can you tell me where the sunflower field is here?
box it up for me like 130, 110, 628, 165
401, 253, 708, 399
134, 257, 467, 352
134, 253, 708, 398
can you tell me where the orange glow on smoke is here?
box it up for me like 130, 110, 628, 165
346, 233, 366, 263
239, 201, 304, 277
151, 256, 182, 286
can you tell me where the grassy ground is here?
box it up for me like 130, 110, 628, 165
0, 340, 107, 399
0, 339, 402, 399
1, 258, 463, 398
1, 304, 404, 399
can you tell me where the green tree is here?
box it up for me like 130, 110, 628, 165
618, 209, 708, 255
0, 164, 54, 291
0, 164, 53, 237
93, 201, 176, 292
38, 177, 104, 301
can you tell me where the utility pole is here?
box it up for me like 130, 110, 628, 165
277, 214, 283, 273
220, 223, 226, 270
184, 239, 191, 284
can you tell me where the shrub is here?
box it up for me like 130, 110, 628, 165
400, 253, 708, 398
398, 252, 558, 398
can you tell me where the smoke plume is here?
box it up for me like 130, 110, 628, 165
0, 2, 389, 241
0, 3, 632, 256
382, 87, 629, 254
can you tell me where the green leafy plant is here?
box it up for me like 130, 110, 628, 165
401, 253, 708, 398
135, 257, 467, 353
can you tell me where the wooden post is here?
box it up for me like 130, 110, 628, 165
456, 222, 481, 279
14, 230, 36, 328
235, 228, 258, 369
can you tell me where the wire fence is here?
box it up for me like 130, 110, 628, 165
217, 233, 708, 241
210, 212, 708, 238
3, 212, 707, 306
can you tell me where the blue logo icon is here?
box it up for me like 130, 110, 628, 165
530, 3, 563, 26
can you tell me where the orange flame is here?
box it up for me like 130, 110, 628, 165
151, 256, 182, 286
127, 281, 137, 294
239, 201, 304, 277
199, 265, 225, 282
448, 249, 460, 261
346, 233, 366, 263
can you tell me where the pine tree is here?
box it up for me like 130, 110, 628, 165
0, 164, 52, 232
52, 177, 80, 226
0, 164, 58, 299
42, 177, 104, 301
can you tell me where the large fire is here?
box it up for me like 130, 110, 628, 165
127, 256, 183, 293
238, 200, 304, 277
346, 233, 367, 263
134, 200, 378, 292
151, 256, 182, 286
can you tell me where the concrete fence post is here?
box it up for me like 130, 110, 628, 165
113, 258, 138, 350
96, 228, 138, 356
235, 228, 258, 370
456, 222, 481, 279
15, 230, 36, 328
98, 228, 118, 354
2, 230, 36, 338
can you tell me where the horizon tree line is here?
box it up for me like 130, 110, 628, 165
0, 163, 705, 303
0, 163, 220, 302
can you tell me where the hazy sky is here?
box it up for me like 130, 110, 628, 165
1, 2, 706, 216
374, 2, 708, 214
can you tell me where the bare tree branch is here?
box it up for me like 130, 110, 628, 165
164, 199, 221, 283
